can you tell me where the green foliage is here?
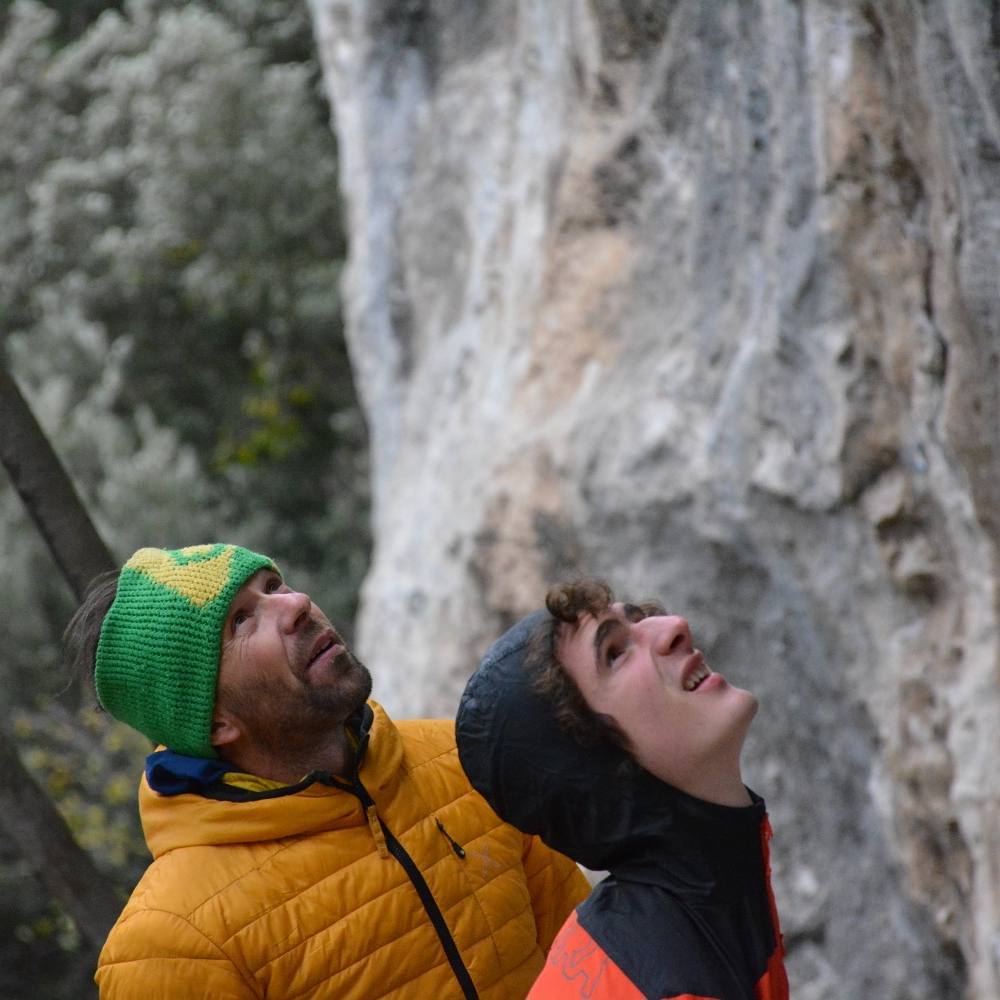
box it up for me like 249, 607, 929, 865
0, 0, 124, 46
0, 2, 368, 994
13, 704, 150, 880
0, 0, 369, 629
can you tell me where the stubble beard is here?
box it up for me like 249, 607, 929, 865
291, 616, 373, 719
221, 645, 374, 757
303, 647, 373, 719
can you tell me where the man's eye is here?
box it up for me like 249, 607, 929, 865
231, 611, 249, 632
607, 645, 625, 667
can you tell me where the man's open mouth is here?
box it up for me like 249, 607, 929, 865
306, 629, 342, 670
682, 652, 711, 691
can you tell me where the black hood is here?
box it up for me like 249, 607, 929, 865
456, 611, 766, 896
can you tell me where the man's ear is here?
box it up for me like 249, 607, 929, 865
211, 708, 242, 749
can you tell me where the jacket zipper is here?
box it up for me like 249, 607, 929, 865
436, 818, 467, 858
350, 777, 479, 1000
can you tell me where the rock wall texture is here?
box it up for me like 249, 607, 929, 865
308, 2, 1000, 996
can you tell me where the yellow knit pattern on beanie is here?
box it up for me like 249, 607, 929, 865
95, 544, 275, 759
128, 546, 237, 606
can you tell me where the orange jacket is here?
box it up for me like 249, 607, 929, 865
95, 703, 589, 998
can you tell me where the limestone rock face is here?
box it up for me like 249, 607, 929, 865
308, 2, 1000, 996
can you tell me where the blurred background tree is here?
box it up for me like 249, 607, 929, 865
0, 1, 367, 994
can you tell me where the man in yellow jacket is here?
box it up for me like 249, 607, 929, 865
66, 543, 589, 998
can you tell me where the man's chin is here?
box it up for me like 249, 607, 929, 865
306, 657, 373, 716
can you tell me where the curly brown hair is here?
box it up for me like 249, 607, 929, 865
526, 578, 664, 752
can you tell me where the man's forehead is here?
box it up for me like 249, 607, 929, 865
229, 567, 281, 601
247, 566, 280, 585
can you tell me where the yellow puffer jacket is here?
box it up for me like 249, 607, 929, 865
95, 702, 589, 998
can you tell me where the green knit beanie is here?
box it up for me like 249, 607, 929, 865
95, 543, 276, 758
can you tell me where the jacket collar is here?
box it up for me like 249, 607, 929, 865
597, 772, 768, 902
139, 702, 399, 858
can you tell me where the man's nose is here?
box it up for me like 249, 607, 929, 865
642, 615, 691, 656
271, 590, 312, 633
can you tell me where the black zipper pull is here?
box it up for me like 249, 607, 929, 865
436, 818, 466, 859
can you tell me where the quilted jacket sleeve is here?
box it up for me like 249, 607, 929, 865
96, 908, 256, 999
520, 833, 592, 952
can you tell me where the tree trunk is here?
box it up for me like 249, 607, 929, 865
0, 365, 121, 957
0, 365, 115, 601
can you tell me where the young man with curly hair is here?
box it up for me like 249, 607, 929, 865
457, 579, 789, 1000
